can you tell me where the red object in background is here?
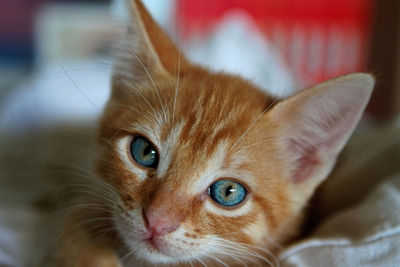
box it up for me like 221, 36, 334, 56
176, 0, 373, 87
0, 0, 46, 64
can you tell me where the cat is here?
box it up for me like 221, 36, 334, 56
51, 0, 375, 266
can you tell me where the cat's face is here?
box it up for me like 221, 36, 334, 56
95, 0, 374, 265
98, 69, 296, 265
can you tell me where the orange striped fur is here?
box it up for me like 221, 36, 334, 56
54, 0, 375, 266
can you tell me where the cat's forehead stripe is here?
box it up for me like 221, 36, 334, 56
157, 121, 184, 178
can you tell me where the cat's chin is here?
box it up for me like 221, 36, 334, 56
124, 238, 198, 265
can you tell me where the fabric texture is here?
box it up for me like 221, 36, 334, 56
280, 174, 400, 266
279, 121, 400, 267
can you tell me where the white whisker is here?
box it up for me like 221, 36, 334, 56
231, 99, 278, 150
60, 65, 98, 110
114, 74, 162, 126
211, 237, 279, 267
108, 103, 155, 124
206, 255, 229, 267
126, 47, 168, 123
212, 249, 249, 266
196, 257, 208, 267
121, 247, 136, 261
172, 48, 181, 123
235, 138, 274, 154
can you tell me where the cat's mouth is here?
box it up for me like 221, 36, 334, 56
142, 233, 197, 261
143, 236, 160, 251
141, 233, 171, 256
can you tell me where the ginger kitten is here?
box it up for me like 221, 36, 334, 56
53, 0, 375, 266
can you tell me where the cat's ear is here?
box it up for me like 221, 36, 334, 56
114, 0, 190, 81
268, 73, 374, 192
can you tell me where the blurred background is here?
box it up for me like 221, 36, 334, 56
0, 0, 399, 133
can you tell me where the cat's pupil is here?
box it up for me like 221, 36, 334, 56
225, 186, 234, 196
143, 146, 151, 156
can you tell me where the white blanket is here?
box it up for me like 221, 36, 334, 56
280, 174, 400, 266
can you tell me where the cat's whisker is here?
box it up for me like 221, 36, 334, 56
232, 241, 280, 266
212, 242, 259, 264
37, 172, 119, 200
125, 47, 168, 124
236, 138, 274, 154
2, 180, 108, 205
74, 185, 118, 205
211, 237, 278, 267
231, 98, 278, 150
59, 187, 116, 206
53, 196, 115, 215
115, 75, 162, 125
113, 73, 164, 127
55, 216, 113, 239
11, 169, 114, 199
120, 247, 136, 261
71, 188, 118, 205
5, 153, 100, 179
41, 166, 99, 183
49, 210, 115, 226
46, 162, 120, 195
70, 181, 119, 199
42, 182, 120, 208
52, 210, 116, 227
41, 161, 98, 179
212, 248, 250, 266
172, 46, 181, 124
90, 225, 118, 244
204, 255, 229, 267
195, 257, 208, 267
108, 103, 155, 124
60, 65, 98, 110
225, 240, 279, 267
223, 252, 249, 267
205, 227, 251, 237
44, 202, 110, 217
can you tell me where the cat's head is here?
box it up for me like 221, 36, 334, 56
96, 0, 375, 265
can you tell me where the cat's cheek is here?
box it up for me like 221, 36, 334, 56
241, 213, 270, 245
113, 210, 149, 242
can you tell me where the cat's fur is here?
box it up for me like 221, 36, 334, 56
52, 0, 375, 266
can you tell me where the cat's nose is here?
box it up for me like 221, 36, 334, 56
142, 208, 180, 237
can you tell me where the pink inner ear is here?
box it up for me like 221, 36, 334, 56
288, 135, 321, 184
286, 103, 361, 184
271, 74, 374, 185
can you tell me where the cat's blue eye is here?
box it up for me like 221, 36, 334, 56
130, 136, 159, 168
208, 180, 247, 207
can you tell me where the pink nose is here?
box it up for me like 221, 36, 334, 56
142, 209, 180, 237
